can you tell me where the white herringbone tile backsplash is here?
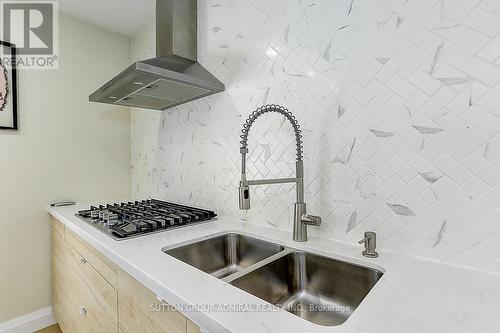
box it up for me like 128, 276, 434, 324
131, 0, 500, 272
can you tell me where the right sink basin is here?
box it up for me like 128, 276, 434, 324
229, 251, 383, 326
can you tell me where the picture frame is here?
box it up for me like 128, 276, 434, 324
0, 40, 18, 130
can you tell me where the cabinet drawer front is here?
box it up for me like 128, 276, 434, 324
53, 229, 118, 333
118, 271, 186, 333
54, 275, 106, 333
53, 246, 107, 333
65, 227, 118, 288
66, 246, 118, 326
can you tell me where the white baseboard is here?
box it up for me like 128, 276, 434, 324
0, 307, 56, 333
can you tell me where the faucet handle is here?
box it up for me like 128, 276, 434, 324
301, 215, 322, 226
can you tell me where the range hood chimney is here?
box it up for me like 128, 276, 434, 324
89, 0, 225, 111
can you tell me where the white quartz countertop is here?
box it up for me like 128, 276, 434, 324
48, 201, 500, 333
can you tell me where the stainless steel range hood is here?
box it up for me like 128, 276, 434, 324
89, 0, 224, 111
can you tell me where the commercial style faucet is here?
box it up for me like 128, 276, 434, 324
238, 104, 321, 242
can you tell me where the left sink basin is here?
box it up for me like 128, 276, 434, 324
163, 233, 284, 279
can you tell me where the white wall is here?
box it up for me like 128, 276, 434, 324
0, 14, 131, 322
132, 0, 500, 273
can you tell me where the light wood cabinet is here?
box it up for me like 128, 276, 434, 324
51, 217, 201, 333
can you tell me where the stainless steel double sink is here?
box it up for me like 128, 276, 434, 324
163, 233, 383, 326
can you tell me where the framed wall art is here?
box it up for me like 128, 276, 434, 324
0, 41, 17, 130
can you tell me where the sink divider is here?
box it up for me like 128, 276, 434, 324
222, 248, 295, 283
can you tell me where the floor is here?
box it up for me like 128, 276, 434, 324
35, 324, 62, 333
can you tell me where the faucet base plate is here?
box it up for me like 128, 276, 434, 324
362, 250, 379, 258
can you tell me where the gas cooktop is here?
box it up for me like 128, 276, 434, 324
76, 199, 216, 240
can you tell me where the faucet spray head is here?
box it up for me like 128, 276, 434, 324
239, 183, 250, 210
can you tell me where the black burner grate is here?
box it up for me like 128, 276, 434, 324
77, 199, 216, 240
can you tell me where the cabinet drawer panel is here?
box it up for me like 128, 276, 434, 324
53, 250, 107, 333
53, 233, 117, 332
65, 227, 118, 288
66, 246, 118, 327
54, 282, 105, 333
118, 291, 186, 333
118, 271, 186, 333
118, 295, 165, 333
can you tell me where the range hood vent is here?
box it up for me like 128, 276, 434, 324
89, 0, 224, 111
